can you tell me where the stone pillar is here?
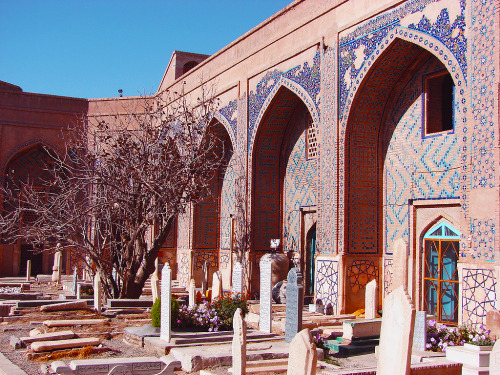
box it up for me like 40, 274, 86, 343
26, 260, 31, 282
212, 271, 223, 301
160, 263, 172, 343
94, 272, 102, 314
232, 261, 243, 295
189, 278, 196, 307
259, 256, 272, 333
72, 268, 78, 295
365, 279, 378, 319
232, 308, 247, 375
287, 329, 317, 375
52, 251, 62, 284
285, 268, 303, 343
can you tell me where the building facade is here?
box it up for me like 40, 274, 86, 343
2, 0, 499, 326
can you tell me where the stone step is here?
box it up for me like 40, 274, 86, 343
31, 337, 100, 352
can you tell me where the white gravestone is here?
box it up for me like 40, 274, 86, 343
285, 268, 303, 343
376, 286, 415, 375
189, 278, 196, 307
72, 268, 78, 295
201, 261, 208, 294
94, 272, 102, 313
232, 308, 247, 375
392, 238, 408, 291
26, 260, 31, 282
259, 256, 273, 333
212, 271, 223, 301
412, 311, 427, 352
287, 328, 317, 375
160, 263, 172, 343
490, 339, 500, 375
232, 261, 243, 295
365, 279, 378, 320
52, 251, 62, 283
151, 272, 160, 303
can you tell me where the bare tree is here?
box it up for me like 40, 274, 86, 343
1, 86, 223, 298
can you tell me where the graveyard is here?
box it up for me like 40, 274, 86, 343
1, 256, 498, 375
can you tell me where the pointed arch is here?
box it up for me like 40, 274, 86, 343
212, 111, 236, 149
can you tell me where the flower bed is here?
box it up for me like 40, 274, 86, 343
426, 319, 495, 352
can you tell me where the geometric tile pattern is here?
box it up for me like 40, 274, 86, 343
462, 268, 497, 325
193, 177, 219, 249
470, 219, 496, 261
220, 154, 236, 251
193, 250, 218, 270
315, 259, 339, 314
383, 258, 393, 296
346, 260, 379, 294
178, 252, 190, 286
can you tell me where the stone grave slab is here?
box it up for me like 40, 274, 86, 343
232, 308, 246, 375
412, 311, 427, 351
232, 262, 243, 295
43, 318, 108, 327
32, 337, 100, 352
285, 268, 303, 343
287, 329, 317, 375
20, 330, 75, 344
365, 279, 378, 320
342, 319, 382, 341
40, 301, 87, 312
259, 256, 272, 333
376, 285, 415, 375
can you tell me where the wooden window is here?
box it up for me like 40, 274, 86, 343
424, 71, 454, 135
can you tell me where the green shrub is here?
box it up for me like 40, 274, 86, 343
151, 298, 161, 327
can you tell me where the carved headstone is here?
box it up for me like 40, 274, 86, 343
94, 272, 102, 313
315, 299, 324, 315
26, 260, 31, 282
201, 261, 208, 294
259, 256, 272, 333
189, 279, 196, 307
486, 309, 500, 339
365, 279, 378, 319
212, 271, 223, 301
232, 308, 247, 375
412, 311, 427, 352
160, 263, 172, 343
151, 272, 160, 303
287, 328, 317, 375
392, 238, 408, 291
279, 280, 287, 304
72, 268, 78, 295
233, 261, 243, 294
490, 339, 500, 375
52, 251, 62, 283
285, 268, 304, 343
376, 286, 415, 375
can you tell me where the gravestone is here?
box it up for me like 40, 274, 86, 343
287, 328, 317, 375
325, 303, 333, 315
376, 286, 415, 375
161, 263, 172, 343
259, 256, 273, 333
412, 311, 427, 352
486, 309, 500, 339
392, 238, 408, 291
279, 280, 287, 304
490, 339, 500, 375
232, 261, 243, 294
151, 272, 160, 303
232, 308, 247, 375
315, 299, 324, 315
212, 271, 223, 301
189, 279, 196, 307
285, 268, 304, 343
26, 260, 31, 282
52, 251, 62, 283
94, 272, 102, 313
201, 261, 208, 294
365, 279, 378, 319
72, 268, 78, 295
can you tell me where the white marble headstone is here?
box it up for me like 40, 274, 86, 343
376, 286, 415, 375
26, 260, 31, 282
232, 308, 247, 375
365, 279, 378, 320
189, 278, 196, 307
259, 256, 272, 333
94, 272, 102, 313
160, 263, 172, 343
232, 261, 243, 294
212, 271, 223, 301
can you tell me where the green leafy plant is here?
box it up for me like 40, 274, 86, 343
151, 298, 161, 327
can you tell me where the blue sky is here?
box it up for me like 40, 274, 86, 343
0, 0, 291, 99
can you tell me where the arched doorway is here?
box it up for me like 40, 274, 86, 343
252, 86, 317, 291
304, 223, 317, 296
423, 222, 459, 324
342, 35, 462, 312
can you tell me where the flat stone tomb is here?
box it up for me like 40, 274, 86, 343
44, 318, 108, 327
20, 330, 75, 344
51, 356, 181, 375
32, 337, 100, 352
